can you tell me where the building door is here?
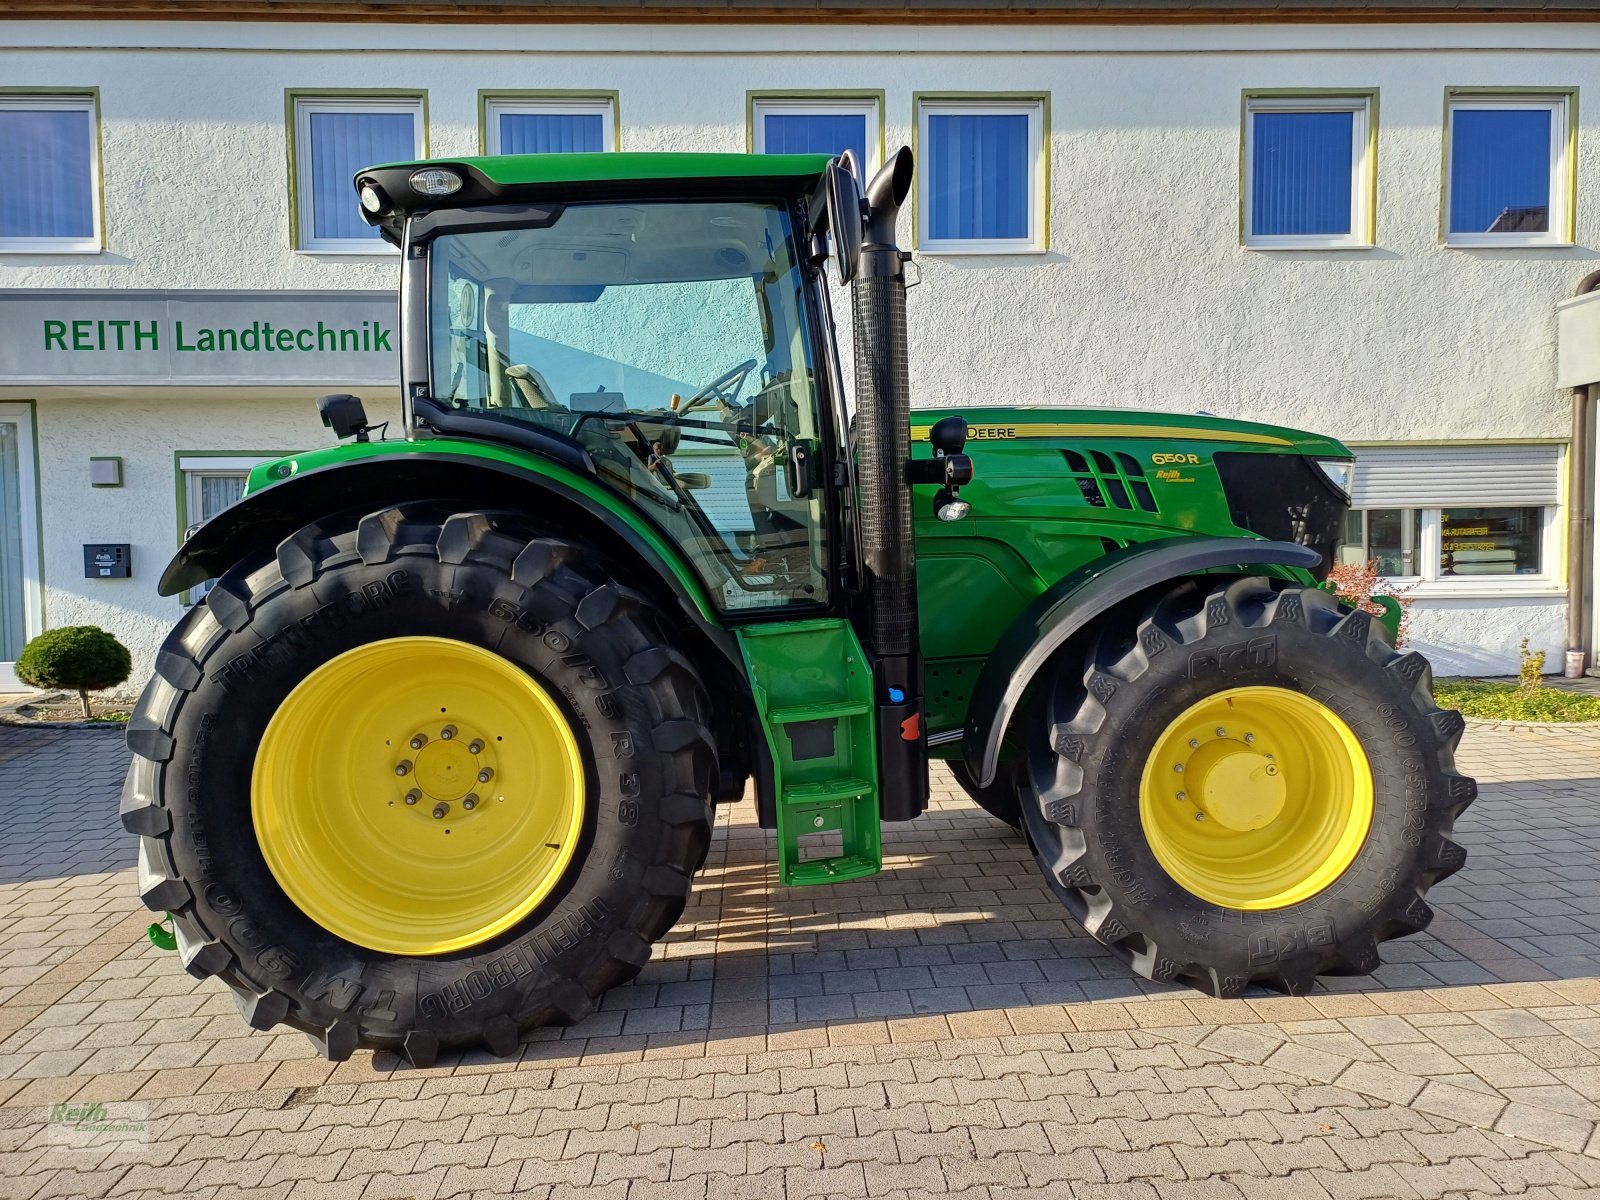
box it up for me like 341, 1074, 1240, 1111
0, 404, 42, 692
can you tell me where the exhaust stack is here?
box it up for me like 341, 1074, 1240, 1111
850, 147, 927, 821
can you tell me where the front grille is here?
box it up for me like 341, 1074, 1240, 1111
1213, 452, 1348, 582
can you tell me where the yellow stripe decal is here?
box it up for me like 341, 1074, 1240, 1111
911, 423, 1293, 446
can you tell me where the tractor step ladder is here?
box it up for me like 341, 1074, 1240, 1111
737, 620, 882, 886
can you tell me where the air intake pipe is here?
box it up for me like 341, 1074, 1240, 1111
850, 147, 927, 821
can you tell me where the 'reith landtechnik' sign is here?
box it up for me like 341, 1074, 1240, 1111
0, 290, 398, 387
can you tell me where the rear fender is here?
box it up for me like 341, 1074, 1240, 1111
161, 452, 732, 658
960, 535, 1323, 787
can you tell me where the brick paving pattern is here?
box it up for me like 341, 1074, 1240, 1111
0, 719, 1598, 1198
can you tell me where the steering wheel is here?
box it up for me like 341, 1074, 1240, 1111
680, 359, 758, 415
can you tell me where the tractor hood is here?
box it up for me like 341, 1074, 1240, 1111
910, 406, 1353, 580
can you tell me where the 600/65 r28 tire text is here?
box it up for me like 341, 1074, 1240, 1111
1023, 577, 1476, 998
121, 505, 714, 1064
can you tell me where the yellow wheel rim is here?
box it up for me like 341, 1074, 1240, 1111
252, 636, 586, 955
1138, 686, 1373, 911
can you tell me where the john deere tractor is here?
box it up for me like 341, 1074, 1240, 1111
122, 148, 1474, 1065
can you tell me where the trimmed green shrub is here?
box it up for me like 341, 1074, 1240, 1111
15, 626, 132, 719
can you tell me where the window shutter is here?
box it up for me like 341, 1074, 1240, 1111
1348, 444, 1563, 509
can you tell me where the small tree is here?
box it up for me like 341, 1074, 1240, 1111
1518, 637, 1546, 695
1323, 558, 1417, 647
15, 626, 132, 719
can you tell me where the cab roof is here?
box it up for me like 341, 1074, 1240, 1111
356, 151, 834, 239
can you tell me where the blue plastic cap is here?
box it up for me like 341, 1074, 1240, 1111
888, 687, 906, 703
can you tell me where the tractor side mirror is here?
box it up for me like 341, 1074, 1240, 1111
824, 154, 864, 284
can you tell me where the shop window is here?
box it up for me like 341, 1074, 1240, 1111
483, 96, 614, 155
292, 95, 424, 253
1242, 92, 1375, 249
0, 93, 100, 253
1445, 91, 1574, 246
1338, 506, 1555, 586
751, 96, 879, 174
917, 96, 1046, 254
178, 456, 278, 601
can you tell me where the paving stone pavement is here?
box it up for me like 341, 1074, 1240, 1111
1, 719, 1599, 1199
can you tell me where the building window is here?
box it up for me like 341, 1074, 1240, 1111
1243, 92, 1375, 249
917, 96, 1046, 254
751, 96, 880, 174
178, 456, 277, 599
483, 95, 614, 155
1339, 444, 1562, 592
0, 93, 100, 253
1444, 92, 1574, 246
292, 95, 424, 253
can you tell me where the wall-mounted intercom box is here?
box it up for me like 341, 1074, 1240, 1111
84, 544, 132, 579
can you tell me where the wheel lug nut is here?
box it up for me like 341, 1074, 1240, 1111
477, 768, 494, 783
395, 761, 412, 776
1244, 733, 1255, 744
404, 789, 421, 805
1195, 812, 1207, 821
463, 794, 478, 810
1215, 728, 1226, 737
1176, 791, 1187, 802
440, 725, 457, 740
468, 740, 484, 755
1188, 739, 1200, 749
1173, 763, 1184, 773
432, 803, 449, 819
410, 733, 428, 750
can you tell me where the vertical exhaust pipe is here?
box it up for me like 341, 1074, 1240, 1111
850, 147, 927, 821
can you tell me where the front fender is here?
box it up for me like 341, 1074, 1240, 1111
960, 535, 1323, 787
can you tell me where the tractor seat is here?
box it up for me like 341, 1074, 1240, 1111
504, 364, 560, 409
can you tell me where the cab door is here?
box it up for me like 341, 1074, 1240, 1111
0, 403, 42, 692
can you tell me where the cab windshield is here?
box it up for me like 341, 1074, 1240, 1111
427, 199, 829, 613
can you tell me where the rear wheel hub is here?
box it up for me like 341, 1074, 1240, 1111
252, 636, 585, 955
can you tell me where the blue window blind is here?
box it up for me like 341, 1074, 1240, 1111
926, 112, 1030, 243
761, 113, 867, 165
498, 112, 606, 155
1251, 110, 1354, 237
1450, 108, 1552, 234
308, 109, 416, 242
0, 106, 95, 241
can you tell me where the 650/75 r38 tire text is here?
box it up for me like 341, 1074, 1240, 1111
1022, 577, 1476, 998
120, 505, 715, 1065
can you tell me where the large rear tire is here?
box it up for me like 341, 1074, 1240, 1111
1022, 577, 1475, 998
121, 506, 714, 1063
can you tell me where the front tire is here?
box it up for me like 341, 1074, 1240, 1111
121, 506, 714, 1063
1022, 577, 1475, 997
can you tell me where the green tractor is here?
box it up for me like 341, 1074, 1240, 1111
122, 147, 1474, 1065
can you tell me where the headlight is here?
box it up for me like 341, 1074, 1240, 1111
1313, 458, 1353, 499
409, 167, 463, 197
358, 181, 389, 214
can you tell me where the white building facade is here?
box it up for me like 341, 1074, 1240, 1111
1, 5, 1597, 687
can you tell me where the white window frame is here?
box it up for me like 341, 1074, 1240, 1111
179, 455, 279, 603
751, 96, 881, 176
0, 402, 43, 690
916, 97, 1046, 256
0, 94, 102, 254
293, 96, 423, 255
1242, 93, 1374, 251
1443, 93, 1573, 248
483, 96, 616, 156
1342, 505, 1562, 598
